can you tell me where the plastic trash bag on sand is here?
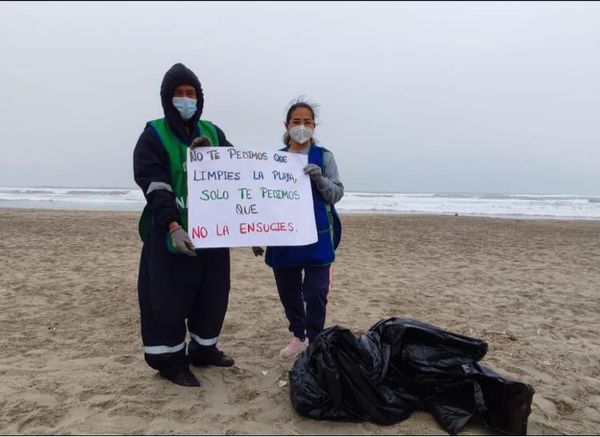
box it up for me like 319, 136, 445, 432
289, 317, 534, 435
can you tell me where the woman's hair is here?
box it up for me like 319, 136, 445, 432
282, 96, 320, 146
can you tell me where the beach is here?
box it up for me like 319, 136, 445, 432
0, 208, 599, 435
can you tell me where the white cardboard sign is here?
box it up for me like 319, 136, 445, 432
186, 147, 317, 248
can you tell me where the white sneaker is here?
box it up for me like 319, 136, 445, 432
279, 337, 308, 359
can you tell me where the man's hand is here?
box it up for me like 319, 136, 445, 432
303, 163, 324, 181
190, 136, 212, 148
252, 246, 264, 257
169, 226, 197, 256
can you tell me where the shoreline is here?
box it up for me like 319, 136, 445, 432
2, 204, 600, 223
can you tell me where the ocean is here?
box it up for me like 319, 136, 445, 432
1, 187, 600, 220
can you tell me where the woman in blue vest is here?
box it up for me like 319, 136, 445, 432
254, 99, 344, 359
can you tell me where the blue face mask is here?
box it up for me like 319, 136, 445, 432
172, 97, 197, 121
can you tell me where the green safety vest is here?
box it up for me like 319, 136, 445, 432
138, 118, 220, 241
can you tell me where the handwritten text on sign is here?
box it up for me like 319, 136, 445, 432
187, 147, 317, 248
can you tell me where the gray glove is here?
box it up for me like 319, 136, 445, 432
252, 246, 264, 257
303, 163, 324, 182
170, 227, 197, 256
190, 136, 212, 148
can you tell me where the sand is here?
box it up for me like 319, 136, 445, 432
0, 208, 599, 435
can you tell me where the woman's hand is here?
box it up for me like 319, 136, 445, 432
303, 163, 324, 181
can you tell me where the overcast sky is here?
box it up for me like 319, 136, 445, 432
1, 1, 599, 194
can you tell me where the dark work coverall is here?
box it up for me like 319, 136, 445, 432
133, 63, 233, 374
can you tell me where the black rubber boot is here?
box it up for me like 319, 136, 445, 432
188, 343, 235, 367
159, 362, 200, 387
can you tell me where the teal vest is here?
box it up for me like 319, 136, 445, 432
265, 145, 342, 267
138, 118, 220, 241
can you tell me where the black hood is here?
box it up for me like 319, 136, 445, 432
160, 63, 205, 143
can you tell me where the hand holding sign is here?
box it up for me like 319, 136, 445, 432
190, 136, 212, 148
303, 163, 326, 184
169, 226, 196, 256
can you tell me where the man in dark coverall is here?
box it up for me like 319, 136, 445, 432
133, 63, 234, 387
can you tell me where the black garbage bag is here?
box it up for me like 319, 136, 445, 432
289, 317, 534, 435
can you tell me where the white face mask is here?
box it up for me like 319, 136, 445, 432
289, 125, 314, 145
172, 97, 197, 121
